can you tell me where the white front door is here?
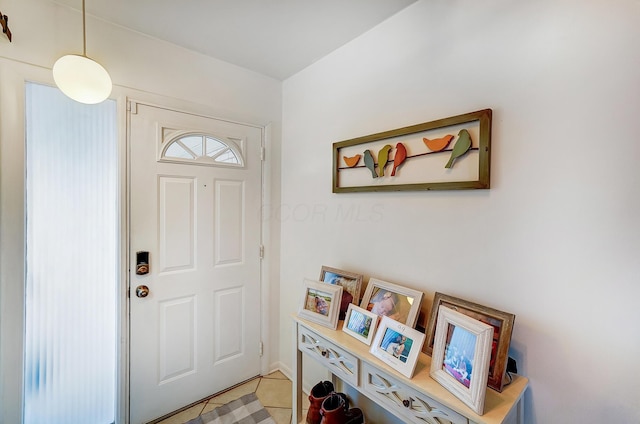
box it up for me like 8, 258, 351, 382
128, 101, 263, 423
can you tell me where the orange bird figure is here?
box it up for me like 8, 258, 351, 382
391, 142, 407, 176
343, 154, 361, 168
423, 135, 454, 152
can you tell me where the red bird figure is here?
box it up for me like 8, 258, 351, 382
391, 142, 407, 176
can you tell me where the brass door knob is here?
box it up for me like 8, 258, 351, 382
135, 285, 150, 298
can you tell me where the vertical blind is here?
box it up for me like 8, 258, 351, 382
24, 83, 118, 424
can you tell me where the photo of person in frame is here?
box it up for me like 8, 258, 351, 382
322, 270, 358, 319
345, 309, 372, 338
379, 327, 413, 363
443, 324, 477, 388
305, 288, 332, 316
366, 287, 412, 324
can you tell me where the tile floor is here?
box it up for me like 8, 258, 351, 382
155, 371, 308, 424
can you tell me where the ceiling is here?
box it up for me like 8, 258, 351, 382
53, 0, 417, 80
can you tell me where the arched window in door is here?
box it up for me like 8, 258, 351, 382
161, 133, 244, 167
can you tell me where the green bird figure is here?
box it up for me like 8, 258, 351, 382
445, 129, 472, 169
377, 144, 392, 177
363, 149, 377, 178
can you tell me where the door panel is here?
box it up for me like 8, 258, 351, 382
128, 102, 262, 423
213, 286, 244, 362
158, 296, 196, 382
159, 176, 196, 272
215, 179, 245, 264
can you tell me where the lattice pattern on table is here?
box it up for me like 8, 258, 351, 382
366, 369, 467, 424
298, 328, 357, 383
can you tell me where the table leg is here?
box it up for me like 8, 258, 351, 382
516, 396, 524, 424
292, 322, 303, 424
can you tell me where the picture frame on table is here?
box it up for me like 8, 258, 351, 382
369, 315, 425, 378
430, 305, 493, 415
342, 304, 379, 346
424, 292, 515, 392
360, 278, 423, 328
297, 279, 343, 330
319, 266, 363, 319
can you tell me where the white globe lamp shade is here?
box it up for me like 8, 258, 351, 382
53, 54, 112, 104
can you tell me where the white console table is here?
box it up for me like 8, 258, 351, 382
292, 315, 528, 424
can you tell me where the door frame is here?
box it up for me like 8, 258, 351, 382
0, 58, 31, 424
124, 97, 272, 422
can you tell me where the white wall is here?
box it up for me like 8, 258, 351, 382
0, 0, 282, 421
279, 0, 640, 422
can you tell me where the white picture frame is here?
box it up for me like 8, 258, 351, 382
360, 278, 423, 328
297, 279, 343, 330
430, 305, 493, 415
342, 304, 379, 345
369, 315, 425, 378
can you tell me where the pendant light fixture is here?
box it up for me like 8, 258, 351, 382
53, 0, 112, 104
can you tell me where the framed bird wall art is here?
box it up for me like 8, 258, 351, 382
332, 109, 492, 192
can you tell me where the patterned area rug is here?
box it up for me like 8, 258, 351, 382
185, 393, 275, 424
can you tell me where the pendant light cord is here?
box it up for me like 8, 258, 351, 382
82, 0, 87, 57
